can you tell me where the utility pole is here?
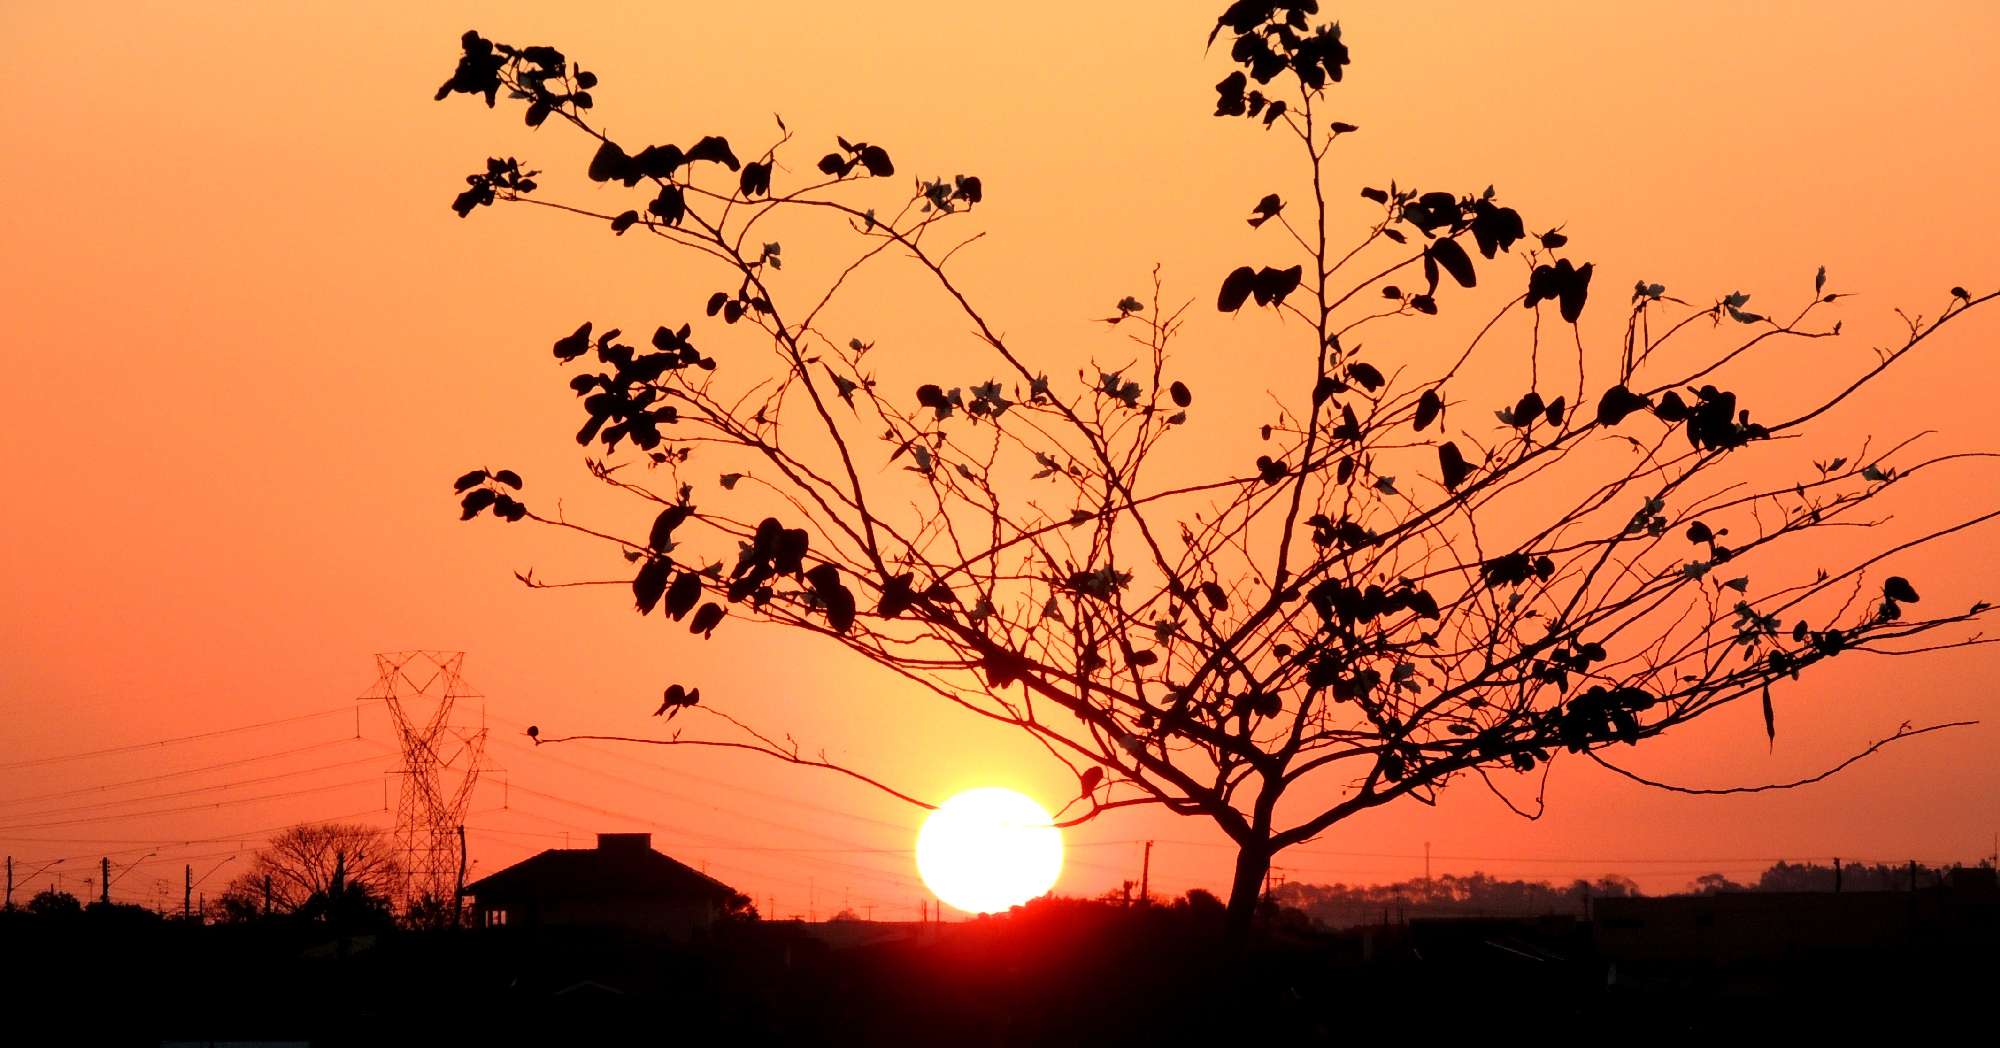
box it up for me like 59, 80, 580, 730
101, 858, 110, 905
4, 856, 10, 909
454, 824, 468, 926
1834, 857, 1843, 893
1139, 841, 1153, 906
1424, 842, 1432, 885
183, 864, 192, 920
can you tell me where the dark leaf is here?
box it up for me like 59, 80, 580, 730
1200, 581, 1228, 611
609, 210, 639, 234
1079, 766, 1104, 795
654, 684, 701, 718
648, 185, 686, 225
1247, 192, 1284, 228
459, 488, 497, 520
1346, 362, 1385, 392
825, 585, 856, 633
1414, 389, 1442, 431
586, 140, 632, 184
1510, 391, 1545, 426
1468, 201, 1525, 259
877, 573, 917, 619
632, 144, 686, 179
858, 145, 894, 177
1427, 238, 1477, 289
649, 505, 691, 551
665, 571, 702, 620
1251, 264, 1303, 307
453, 469, 489, 493
1438, 441, 1473, 491
492, 469, 523, 489
1169, 380, 1192, 408
1595, 386, 1651, 427
1526, 258, 1593, 323
1884, 576, 1920, 603
1217, 266, 1258, 312
689, 602, 725, 637
553, 321, 592, 361
685, 135, 740, 171
1653, 391, 1690, 424
633, 559, 670, 615
1560, 262, 1594, 322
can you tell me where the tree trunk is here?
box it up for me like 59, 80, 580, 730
1223, 845, 1270, 947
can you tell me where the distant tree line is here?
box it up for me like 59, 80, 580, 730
1271, 871, 1639, 928
1272, 858, 1993, 928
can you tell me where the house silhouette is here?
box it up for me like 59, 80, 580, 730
463, 832, 740, 938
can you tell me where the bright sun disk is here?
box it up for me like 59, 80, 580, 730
915, 787, 1063, 914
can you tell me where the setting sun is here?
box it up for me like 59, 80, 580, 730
915, 788, 1064, 915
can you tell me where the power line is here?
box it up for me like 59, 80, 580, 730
0, 779, 379, 833
0, 750, 394, 822
0, 706, 356, 770
0, 806, 389, 849
0, 737, 365, 809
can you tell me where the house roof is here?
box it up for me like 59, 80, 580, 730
463, 842, 738, 903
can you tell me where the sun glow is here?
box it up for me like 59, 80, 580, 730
915, 787, 1064, 914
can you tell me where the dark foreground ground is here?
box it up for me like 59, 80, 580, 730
2, 893, 1994, 1045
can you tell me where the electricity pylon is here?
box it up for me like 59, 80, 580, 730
362, 651, 485, 912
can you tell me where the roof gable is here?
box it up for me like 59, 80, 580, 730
464, 845, 737, 902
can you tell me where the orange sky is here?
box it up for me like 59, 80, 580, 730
4, 2, 1998, 916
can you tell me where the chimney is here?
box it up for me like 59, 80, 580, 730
596, 833, 652, 853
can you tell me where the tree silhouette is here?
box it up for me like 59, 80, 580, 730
25, 888, 82, 919
435, 3, 1997, 940
215, 822, 402, 921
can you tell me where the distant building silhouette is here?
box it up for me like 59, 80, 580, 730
463, 832, 739, 938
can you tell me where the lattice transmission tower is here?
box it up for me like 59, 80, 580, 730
362, 651, 486, 911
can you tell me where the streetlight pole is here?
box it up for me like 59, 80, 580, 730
8, 858, 65, 907
101, 852, 157, 905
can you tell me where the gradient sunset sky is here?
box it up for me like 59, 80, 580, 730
4, 2, 1997, 916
